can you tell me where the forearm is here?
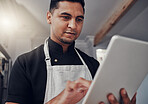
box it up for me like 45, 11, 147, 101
45, 90, 71, 104
5, 102, 19, 104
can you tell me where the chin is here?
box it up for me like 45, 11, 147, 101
61, 38, 75, 44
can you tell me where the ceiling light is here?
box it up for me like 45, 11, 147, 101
2, 17, 12, 28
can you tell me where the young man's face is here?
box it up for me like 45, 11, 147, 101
47, 1, 84, 45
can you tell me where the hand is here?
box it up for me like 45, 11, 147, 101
99, 88, 137, 104
46, 77, 91, 104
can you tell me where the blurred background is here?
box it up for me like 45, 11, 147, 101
0, 0, 148, 103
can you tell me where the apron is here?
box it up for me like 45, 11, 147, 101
43, 38, 92, 104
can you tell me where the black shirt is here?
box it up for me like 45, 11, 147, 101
6, 38, 99, 104
48, 38, 83, 65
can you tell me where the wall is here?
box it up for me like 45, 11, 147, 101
76, 36, 98, 59
0, 0, 49, 63
5, 36, 31, 63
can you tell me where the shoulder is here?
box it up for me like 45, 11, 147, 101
76, 48, 100, 78
17, 45, 44, 64
13, 44, 45, 74
7, 45, 46, 104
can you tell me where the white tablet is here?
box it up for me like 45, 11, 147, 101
82, 35, 148, 104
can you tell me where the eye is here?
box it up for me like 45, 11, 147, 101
61, 16, 71, 20
76, 18, 83, 23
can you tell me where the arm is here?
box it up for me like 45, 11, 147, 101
5, 103, 19, 104
46, 77, 91, 104
6, 56, 32, 104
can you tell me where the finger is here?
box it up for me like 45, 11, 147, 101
131, 92, 137, 104
66, 80, 77, 92
99, 101, 105, 104
107, 93, 119, 104
66, 80, 88, 93
74, 80, 89, 93
74, 77, 92, 87
77, 86, 88, 93
120, 88, 130, 104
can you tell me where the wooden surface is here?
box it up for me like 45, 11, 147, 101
94, 0, 137, 46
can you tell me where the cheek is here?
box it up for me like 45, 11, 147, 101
54, 21, 67, 31
53, 22, 67, 33
77, 24, 83, 33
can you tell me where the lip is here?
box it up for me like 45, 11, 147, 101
65, 32, 76, 35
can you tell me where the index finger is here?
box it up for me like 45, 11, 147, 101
74, 77, 92, 87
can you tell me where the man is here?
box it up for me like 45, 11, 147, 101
5, 0, 136, 104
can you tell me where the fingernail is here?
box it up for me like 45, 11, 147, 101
122, 89, 127, 94
111, 95, 115, 100
99, 101, 104, 104
77, 89, 81, 92
109, 95, 114, 100
77, 88, 88, 92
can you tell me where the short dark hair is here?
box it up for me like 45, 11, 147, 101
49, 0, 85, 14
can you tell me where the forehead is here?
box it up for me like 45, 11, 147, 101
53, 1, 84, 16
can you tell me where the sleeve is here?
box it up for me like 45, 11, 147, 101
6, 56, 33, 104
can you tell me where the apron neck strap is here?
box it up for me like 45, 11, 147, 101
74, 48, 87, 66
44, 38, 87, 66
44, 38, 51, 66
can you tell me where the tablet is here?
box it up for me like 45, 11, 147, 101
82, 35, 148, 104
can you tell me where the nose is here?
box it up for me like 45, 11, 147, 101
68, 19, 76, 29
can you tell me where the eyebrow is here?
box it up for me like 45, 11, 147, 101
77, 16, 84, 19
60, 12, 72, 16
60, 12, 84, 19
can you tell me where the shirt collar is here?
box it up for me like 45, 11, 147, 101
48, 37, 75, 55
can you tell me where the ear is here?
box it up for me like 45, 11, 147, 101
47, 11, 52, 24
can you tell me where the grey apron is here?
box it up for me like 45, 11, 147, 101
43, 38, 92, 104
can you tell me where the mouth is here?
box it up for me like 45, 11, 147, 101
65, 31, 76, 35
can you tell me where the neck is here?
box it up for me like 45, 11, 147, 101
62, 44, 70, 53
